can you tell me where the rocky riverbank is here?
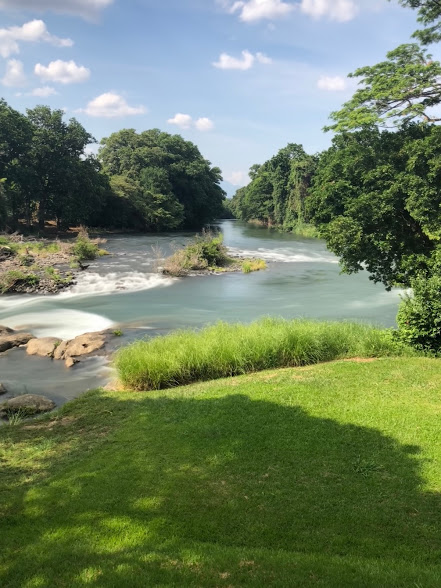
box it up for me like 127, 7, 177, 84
0, 232, 106, 294
0, 323, 121, 421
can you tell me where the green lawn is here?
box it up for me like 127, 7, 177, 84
2, 357, 441, 586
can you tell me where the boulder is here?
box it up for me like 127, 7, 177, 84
0, 394, 55, 417
55, 331, 108, 360
0, 332, 34, 353
0, 383, 7, 395
65, 357, 79, 368
27, 337, 62, 358
0, 325, 14, 335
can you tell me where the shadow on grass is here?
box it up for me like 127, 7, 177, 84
2, 391, 441, 586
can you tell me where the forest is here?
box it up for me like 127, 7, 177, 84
0, 103, 226, 232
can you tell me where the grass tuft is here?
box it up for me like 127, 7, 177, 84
115, 318, 415, 390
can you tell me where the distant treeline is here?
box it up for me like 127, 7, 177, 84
0, 99, 226, 232
229, 143, 318, 234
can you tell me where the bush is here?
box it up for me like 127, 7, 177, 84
115, 318, 414, 390
0, 270, 40, 293
242, 259, 266, 273
397, 273, 441, 352
163, 232, 230, 276
71, 228, 100, 262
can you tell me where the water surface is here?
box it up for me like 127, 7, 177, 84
0, 220, 402, 404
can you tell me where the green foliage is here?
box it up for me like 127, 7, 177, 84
0, 270, 40, 293
163, 232, 230, 276
71, 230, 99, 262
398, 0, 441, 45
113, 329, 123, 337
115, 318, 413, 390
241, 259, 266, 273
308, 124, 441, 289
397, 269, 441, 351
327, 44, 441, 131
99, 129, 225, 229
231, 144, 318, 232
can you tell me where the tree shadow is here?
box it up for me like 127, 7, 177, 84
2, 392, 441, 586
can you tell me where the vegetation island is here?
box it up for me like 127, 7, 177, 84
3, 1, 441, 585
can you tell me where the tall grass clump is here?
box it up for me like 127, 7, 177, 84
115, 318, 415, 390
163, 231, 230, 276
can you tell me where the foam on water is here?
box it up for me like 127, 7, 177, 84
63, 271, 176, 296
228, 246, 339, 264
1, 309, 115, 340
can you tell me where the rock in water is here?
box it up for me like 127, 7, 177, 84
0, 332, 35, 353
0, 383, 7, 395
0, 394, 55, 417
54, 331, 108, 360
0, 325, 14, 335
65, 357, 79, 368
27, 337, 62, 358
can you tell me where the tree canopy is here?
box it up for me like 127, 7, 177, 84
230, 143, 317, 231
99, 129, 225, 230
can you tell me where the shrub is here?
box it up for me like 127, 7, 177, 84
163, 232, 230, 276
242, 259, 266, 273
397, 273, 441, 352
0, 270, 40, 293
115, 318, 414, 390
71, 228, 100, 262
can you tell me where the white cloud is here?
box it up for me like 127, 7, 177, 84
226, 0, 294, 22
317, 75, 346, 91
2, 59, 26, 87
227, 171, 249, 186
195, 117, 215, 131
35, 60, 90, 84
0, 20, 73, 58
168, 113, 215, 132
0, 0, 114, 20
300, 0, 357, 22
30, 85, 57, 96
167, 113, 193, 129
81, 92, 146, 117
213, 50, 272, 70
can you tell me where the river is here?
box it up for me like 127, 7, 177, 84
0, 220, 403, 406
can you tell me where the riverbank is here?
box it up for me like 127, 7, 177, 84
2, 357, 441, 586
0, 231, 107, 294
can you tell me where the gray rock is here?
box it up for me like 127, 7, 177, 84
0, 394, 55, 417
27, 337, 62, 358
0, 383, 7, 395
0, 332, 35, 353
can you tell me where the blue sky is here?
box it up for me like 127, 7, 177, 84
0, 0, 423, 194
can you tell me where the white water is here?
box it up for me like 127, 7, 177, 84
0, 309, 115, 340
228, 246, 339, 264
62, 271, 176, 297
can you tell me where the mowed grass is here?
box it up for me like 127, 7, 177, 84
2, 358, 441, 586
115, 318, 414, 390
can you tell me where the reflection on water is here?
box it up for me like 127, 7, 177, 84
0, 220, 403, 404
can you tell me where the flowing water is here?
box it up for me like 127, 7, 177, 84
0, 220, 403, 405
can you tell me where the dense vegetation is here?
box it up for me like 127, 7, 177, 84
115, 318, 413, 390
0, 101, 225, 233
230, 143, 318, 235
161, 232, 266, 277
3, 357, 441, 586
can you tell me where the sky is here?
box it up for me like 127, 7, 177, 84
0, 0, 423, 194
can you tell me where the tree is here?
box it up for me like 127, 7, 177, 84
326, 44, 441, 131
308, 124, 441, 289
231, 144, 317, 230
398, 0, 441, 44
26, 106, 95, 229
99, 129, 225, 229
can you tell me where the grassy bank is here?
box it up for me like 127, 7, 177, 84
115, 318, 414, 390
2, 357, 441, 586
